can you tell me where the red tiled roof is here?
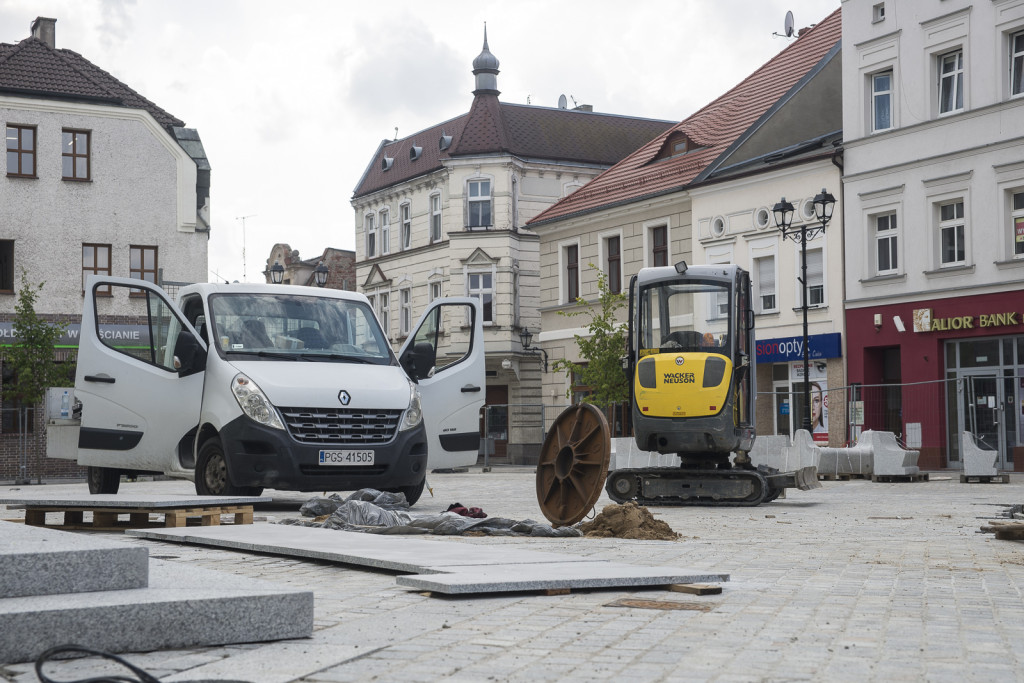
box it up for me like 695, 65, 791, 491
528, 8, 842, 227
0, 36, 185, 130
352, 99, 674, 199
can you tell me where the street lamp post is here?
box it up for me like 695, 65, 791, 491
313, 261, 329, 287
772, 188, 835, 434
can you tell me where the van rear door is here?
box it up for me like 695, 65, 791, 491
398, 298, 485, 469
74, 276, 205, 475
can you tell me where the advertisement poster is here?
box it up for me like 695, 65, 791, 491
792, 362, 828, 442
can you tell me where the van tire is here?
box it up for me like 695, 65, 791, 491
195, 438, 263, 497
390, 476, 426, 507
87, 466, 121, 495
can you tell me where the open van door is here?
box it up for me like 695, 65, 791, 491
74, 276, 206, 490
398, 297, 485, 469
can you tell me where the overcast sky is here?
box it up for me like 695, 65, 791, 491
1, 0, 839, 284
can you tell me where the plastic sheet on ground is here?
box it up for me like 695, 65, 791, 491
280, 490, 580, 537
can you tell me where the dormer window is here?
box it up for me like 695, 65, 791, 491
381, 156, 394, 171
409, 144, 422, 161
439, 131, 453, 151
650, 131, 702, 163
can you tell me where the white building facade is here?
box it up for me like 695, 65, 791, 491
841, 0, 1024, 469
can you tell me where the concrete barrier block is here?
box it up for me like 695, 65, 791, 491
863, 430, 919, 476
961, 431, 998, 477
609, 438, 679, 470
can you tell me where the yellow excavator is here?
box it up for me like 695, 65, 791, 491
537, 261, 820, 525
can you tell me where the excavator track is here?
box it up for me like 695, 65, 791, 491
605, 464, 817, 507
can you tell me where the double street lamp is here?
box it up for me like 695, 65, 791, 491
772, 188, 835, 433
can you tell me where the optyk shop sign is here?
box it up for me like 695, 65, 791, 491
756, 332, 842, 363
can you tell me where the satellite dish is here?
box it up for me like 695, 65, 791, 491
557, 94, 567, 109
784, 10, 795, 37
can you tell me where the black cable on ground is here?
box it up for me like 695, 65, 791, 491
34, 644, 252, 683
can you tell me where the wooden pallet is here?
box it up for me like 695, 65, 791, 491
818, 473, 870, 481
960, 474, 1010, 484
21, 504, 254, 531
871, 473, 930, 483
980, 521, 1024, 540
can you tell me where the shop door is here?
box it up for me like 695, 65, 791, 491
958, 372, 1009, 469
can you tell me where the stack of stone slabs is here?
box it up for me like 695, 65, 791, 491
129, 524, 730, 595
0, 521, 313, 664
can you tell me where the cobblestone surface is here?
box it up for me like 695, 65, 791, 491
2, 468, 1023, 682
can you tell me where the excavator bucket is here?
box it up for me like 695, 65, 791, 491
795, 466, 822, 491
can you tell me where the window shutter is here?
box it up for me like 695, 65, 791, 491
758, 257, 775, 295
807, 250, 823, 287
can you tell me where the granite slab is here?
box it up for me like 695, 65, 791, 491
0, 559, 313, 664
400, 561, 730, 594
0, 493, 271, 509
128, 524, 730, 595
0, 523, 148, 598
128, 524, 597, 573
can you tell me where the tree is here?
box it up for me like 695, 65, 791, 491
552, 265, 629, 408
6, 271, 72, 408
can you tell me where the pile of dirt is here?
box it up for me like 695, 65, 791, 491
579, 502, 679, 540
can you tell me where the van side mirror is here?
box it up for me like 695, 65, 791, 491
401, 341, 436, 382
173, 330, 207, 378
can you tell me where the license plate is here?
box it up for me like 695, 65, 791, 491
319, 450, 375, 466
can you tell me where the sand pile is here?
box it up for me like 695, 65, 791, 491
579, 502, 679, 540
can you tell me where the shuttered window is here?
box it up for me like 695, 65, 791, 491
806, 249, 824, 306
755, 256, 776, 313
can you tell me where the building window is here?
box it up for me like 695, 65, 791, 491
1012, 31, 1024, 97
564, 244, 579, 303
872, 71, 893, 132
939, 200, 966, 266
1012, 192, 1024, 257
82, 244, 112, 295
377, 291, 390, 335
365, 214, 376, 259
6, 125, 35, 177
754, 256, 776, 313
467, 271, 493, 324
429, 280, 442, 303
651, 225, 668, 267
130, 245, 158, 296
605, 235, 621, 294
400, 203, 412, 250
380, 208, 390, 255
467, 179, 492, 228
62, 129, 90, 180
938, 50, 964, 114
399, 287, 412, 336
430, 194, 442, 242
0, 240, 13, 292
806, 248, 824, 306
875, 213, 898, 274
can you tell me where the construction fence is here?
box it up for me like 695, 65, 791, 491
479, 375, 1023, 468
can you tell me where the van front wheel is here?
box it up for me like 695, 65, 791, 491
388, 476, 426, 507
195, 438, 263, 497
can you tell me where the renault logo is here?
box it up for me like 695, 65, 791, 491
338, 390, 351, 406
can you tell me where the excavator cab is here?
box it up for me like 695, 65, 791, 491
629, 261, 755, 460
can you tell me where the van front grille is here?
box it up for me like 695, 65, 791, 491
278, 407, 403, 445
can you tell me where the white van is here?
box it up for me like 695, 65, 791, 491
71, 276, 485, 505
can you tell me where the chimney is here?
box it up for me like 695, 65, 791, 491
31, 17, 56, 49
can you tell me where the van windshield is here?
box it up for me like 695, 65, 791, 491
207, 292, 394, 365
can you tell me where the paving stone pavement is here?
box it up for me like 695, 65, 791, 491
2, 468, 1024, 682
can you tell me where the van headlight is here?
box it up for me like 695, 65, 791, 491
400, 381, 423, 431
231, 373, 285, 430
